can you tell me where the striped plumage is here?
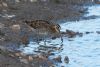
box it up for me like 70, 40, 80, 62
25, 20, 62, 44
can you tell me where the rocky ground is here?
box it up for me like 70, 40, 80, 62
0, 0, 99, 67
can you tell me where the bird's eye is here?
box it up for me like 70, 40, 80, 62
30, 24, 33, 27
25, 20, 28, 23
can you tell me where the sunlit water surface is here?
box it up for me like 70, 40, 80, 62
19, 5, 100, 67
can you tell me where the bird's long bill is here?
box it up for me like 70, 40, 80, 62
24, 20, 32, 26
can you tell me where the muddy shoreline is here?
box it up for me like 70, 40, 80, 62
0, 0, 99, 67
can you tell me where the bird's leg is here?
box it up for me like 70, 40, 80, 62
37, 37, 40, 45
43, 35, 46, 45
36, 30, 40, 45
44, 39, 46, 45
60, 33, 63, 44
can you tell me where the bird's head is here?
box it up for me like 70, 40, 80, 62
51, 24, 61, 33
24, 20, 32, 26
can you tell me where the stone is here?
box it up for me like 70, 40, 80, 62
15, 53, 21, 57
20, 35, 29, 45
10, 24, 20, 32
53, 55, 62, 63
28, 56, 33, 61
2, 2, 8, 7
0, 23, 5, 29
20, 58, 29, 64
30, 0, 37, 2
64, 56, 69, 64
96, 31, 100, 34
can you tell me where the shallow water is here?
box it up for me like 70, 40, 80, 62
19, 5, 100, 67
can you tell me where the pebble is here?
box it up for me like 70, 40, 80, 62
20, 58, 29, 64
2, 2, 8, 7
28, 56, 33, 61
10, 24, 21, 33
30, 0, 37, 2
15, 53, 21, 57
0, 23, 5, 29
64, 56, 69, 64
53, 55, 62, 63
96, 31, 100, 34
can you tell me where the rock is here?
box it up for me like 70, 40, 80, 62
15, 0, 20, 3
85, 32, 90, 34
79, 8, 88, 13
53, 55, 62, 63
10, 24, 20, 32
64, 56, 69, 64
96, 31, 100, 34
50, 65, 56, 67
14, 52, 27, 58
9, 53, 15, 57
28, 56, 33, 61
61, 66, 64, 67
0, 23, 5, 29
0, 30, 5, 36
0, 37, 5, 41
38, 55, 48, 60
0, 4, 2, 7
2, 2, 8, 7
66, 29, 77, 38
30, 0, 37, 2
20, 35, 29, 45
76, 32, 83, 37
95, 0, 100, 4
0, 30, 5, 41
20, 52, 26, 57
20, 58, 29, 64
15, 52, 21, 57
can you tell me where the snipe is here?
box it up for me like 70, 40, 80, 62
24, 20, 63, 45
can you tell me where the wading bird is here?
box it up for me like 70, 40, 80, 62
25, 20, 63, 45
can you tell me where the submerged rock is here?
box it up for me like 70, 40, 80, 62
53, 55, 62, 63
96, 31, 100, 34
64, 56, 69, 64
95, 0, 100, 4
66, 29, 77, 38
61, 29, 83, 38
